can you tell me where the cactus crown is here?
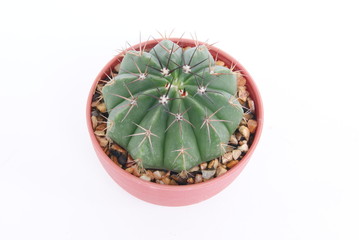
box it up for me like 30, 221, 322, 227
102, 39, 243, 172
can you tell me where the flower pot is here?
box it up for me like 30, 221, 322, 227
86, 38, 263, 206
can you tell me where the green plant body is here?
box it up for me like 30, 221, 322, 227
102, 40, 243, 172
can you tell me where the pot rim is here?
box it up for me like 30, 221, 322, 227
87, 38, 263, 190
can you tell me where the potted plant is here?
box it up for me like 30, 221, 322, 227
87, 37, 263, 206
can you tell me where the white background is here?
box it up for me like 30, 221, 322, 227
1, 0, 358, 239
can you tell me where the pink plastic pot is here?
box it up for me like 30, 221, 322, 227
87, 38, 263, 206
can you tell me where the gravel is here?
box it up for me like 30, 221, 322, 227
90, 54, 258, 185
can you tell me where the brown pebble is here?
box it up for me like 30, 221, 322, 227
91, 116, 98, 129
208, 160, 214, 169
232, 149, 242, 160
96, 136, 108, 147
96, 123, 107, 131
215, 60, 225, 66
104, 148, 110, 156
125, 167, 134, 174
96, 103, 107, 113
243, 113, 254, 121
222, 152, 233, 164
212, 159, 219, 169
213, 158, 219, 169
195, 174, 203, 183
189, 166, 199, 172
153, 170, 163, 180
200, 162, 207, 170
237, 74, 246, 86
238, 86, 249, 102
91, 101, 98, 107
226, 160, 239, 169
169, 179, 178, 185
187, 178, 194, 184
248, 98, 255, 113
132, 166, 141, 177
164, 171, 171, 178
248, 119, 258, 133
162, 177, 171, 185
229, 135, 238, 145
239, 140, 247, 146
140, 175, 151, 182
111, 155, 118, 164
111, 144, 126, 154
208, 159, 219, 169
216, 166, 227, 177
179, 171, 188, 179
171, 175, 187, 185
145, 170, 155, 181
238, 142, 249, 152
239, 126, 250, 141
126, 155, 135, 168
94, 130, 105, 136
202, 170, 216, 180
235, 132, 243, 141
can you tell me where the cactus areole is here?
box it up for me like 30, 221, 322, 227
102, 40, 243, 172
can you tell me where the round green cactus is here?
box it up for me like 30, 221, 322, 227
102, 39, 243, 172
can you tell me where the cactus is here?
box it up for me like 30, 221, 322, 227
102, 39, 243, 172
